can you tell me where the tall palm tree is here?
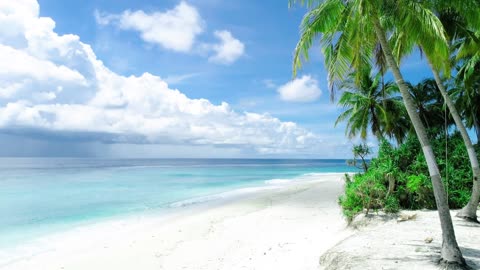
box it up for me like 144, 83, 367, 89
336, 66, 409, 143
386, 1, 480, 221
456, 30, 480, 144
419, 1, 480, 222
290, 0, 465, 265
450, 29, 480, 220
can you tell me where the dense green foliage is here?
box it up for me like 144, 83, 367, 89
291, 0, 480, 263
335, 73, 480, 222
339, 133, 480, 221
335, 65, 409, 143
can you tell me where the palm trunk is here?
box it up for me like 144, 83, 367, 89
372, 17, 465, 266
427, 59, 480, 222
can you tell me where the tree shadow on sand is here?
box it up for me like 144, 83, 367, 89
403, 242, 480, 270
455, 221, 480, 228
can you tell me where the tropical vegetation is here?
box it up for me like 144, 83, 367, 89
341, 133, 480, 220
290, 0, 480, 267
335, 65, 409, 143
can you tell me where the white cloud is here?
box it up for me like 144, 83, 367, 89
95, 2, 203, 52
33, 91, 56, 102
0, 0, 320, 155
277, 75, 322, 103
93, 10, 115, 26
208, 30, 245, 65
0, 82, 24, 99
0, 44, 86, 83
95, 3, 245, 64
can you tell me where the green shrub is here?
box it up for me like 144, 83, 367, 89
384, 196, 400, 213
339, 170, 388, 221
339, 131, 477, 220
406, 174, 435, 209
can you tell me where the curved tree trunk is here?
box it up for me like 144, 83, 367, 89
427, 59, 480, 222
372, 17, 466, 266
386, 176, 395, 199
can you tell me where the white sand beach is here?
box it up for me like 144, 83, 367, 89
0, 174, 352, 270
3, 173, 480, 270
320, 209, 480, 269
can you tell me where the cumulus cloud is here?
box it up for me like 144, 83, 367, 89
0, 83, 24, 99
0, 0, 320, 155
95, 2, 204, 52
0, 44, 86, 83
95, 3, 244, 64
208, 30, 245, 65
277, 75, 322, 103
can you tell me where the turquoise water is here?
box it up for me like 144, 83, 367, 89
0, 158, 355, 247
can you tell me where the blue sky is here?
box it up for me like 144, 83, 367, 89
0, 0, 439, 158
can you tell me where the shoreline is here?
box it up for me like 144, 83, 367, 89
0, 174, 351, 270
2, 172, 352, 245
0, 172, 353, 249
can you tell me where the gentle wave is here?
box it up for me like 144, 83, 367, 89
265, 172, 349, 184
169, 186, 280, 208
264, 179, 293, 184
303, 172, 354, 176
170, 172, 349, 208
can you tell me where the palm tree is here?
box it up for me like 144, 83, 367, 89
451, 29, 480, 220
408, 79, 450, 130
386, 1, 480, 221
290, 0, 465, 265
455, 30, 480, 144
336, 66, 409, 143
390, 3, 480, 221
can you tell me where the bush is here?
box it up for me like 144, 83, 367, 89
384, 196, 400, 213
339, 170, 389, 222
406, 174, 435, 209
340, 131, 478, 220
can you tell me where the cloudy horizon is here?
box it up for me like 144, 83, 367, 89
0, 0, 430, 158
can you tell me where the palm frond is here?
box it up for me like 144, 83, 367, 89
293, 0, 345, 76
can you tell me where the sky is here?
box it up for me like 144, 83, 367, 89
0, 0, 435, 158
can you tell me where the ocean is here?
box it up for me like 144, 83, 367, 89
0, 158, 355, 247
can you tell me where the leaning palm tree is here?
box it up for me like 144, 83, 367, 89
452, 29, 480, 220
290, 0, 465, 265
388, 3, 480, 222
456, 29, 480, 143
336, 66, 409, 143
456, 30, 480, 144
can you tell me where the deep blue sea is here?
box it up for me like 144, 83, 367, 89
0, 158, 355, 247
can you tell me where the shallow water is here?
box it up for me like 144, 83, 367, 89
0, 158, 355, 247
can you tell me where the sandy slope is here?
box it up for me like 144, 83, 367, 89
0, 174, 351, 270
